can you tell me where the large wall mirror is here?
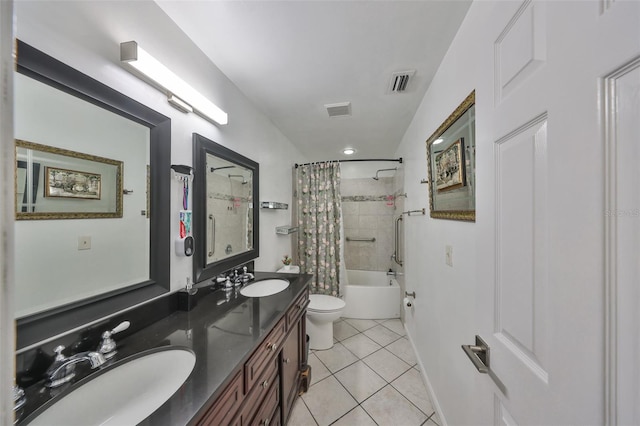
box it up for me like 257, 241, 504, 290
15, 40, 171, 349
193, 133, 259, 283
426, 90, 476, 221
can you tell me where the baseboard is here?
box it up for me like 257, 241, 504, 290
404, 322, 447, 426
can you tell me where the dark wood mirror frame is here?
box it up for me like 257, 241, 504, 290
193, 133, 260, 284
15, 40, 172, 350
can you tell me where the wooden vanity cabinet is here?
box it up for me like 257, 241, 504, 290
196, 288, 309, 426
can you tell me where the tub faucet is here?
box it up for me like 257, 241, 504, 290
45, 345, 106, 388
386, 269, 397, 277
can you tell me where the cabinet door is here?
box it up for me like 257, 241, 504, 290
281, 321, 301, 424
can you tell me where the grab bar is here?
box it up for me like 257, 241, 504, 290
346, 237, 376, 242
402, 208, 426, 216
208, 214, 215, 257
393, 215, 403, 266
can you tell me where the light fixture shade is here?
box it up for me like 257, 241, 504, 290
120, 41, 228, 125
343, 147, 356, 155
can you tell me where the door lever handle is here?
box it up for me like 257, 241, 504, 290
462, 335, 490, 374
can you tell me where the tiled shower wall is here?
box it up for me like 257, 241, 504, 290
341, 176, 397, 272
206, 173, 252, 262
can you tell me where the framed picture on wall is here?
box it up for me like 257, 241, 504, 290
435, 138, 465, 192
45, 167, 102, 199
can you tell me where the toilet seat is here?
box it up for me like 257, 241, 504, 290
308, 294, 345, 313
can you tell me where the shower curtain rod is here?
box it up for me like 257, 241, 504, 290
294, 158, 403, 168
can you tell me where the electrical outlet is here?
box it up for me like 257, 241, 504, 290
78, 236, 91, 250
445, 245, 453, 267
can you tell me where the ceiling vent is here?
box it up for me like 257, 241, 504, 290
388, 70, 416, 93
325, 102, 352, 118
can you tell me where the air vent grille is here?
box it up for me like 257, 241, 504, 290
325, 102, 352, 117
389, 70, 416, 93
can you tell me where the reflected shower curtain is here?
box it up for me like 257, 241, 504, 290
296, 162, 342, 296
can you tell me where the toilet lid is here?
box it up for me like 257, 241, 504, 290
308, 294, 346, 312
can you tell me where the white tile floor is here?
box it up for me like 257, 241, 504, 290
288, 318, 441, 426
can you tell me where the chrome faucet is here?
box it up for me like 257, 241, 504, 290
45, 345, 106, 388
45, 320, 130, 388
386, 269, 397, 277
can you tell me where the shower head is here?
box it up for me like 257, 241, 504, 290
373, 168, 398, 180
210, 165, 235, 173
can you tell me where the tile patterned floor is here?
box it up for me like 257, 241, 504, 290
288, 318, 441, 426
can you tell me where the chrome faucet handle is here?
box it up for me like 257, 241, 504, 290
241, 266, 254, 281
98, 321, 130, 359
53, 345, 66, 361
13, 384, 26, 411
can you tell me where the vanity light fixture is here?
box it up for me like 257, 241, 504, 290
343, 147, 356, 155
167, 94, 193, 113
120, 41, 228, 125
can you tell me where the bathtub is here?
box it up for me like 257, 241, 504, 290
342, 270, 401, 319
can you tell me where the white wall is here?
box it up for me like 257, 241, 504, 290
396, 3, 479, 422
0, 0, 14, 423
15, 0, 307, 299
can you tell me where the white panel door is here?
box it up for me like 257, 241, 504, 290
604, 57, 640, 425
471, 1, 640, 424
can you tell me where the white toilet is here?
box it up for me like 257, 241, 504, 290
306, 294, 346, 350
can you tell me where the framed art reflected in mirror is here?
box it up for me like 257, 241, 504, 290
15, 139, 123, 219
426, 91, 476, 221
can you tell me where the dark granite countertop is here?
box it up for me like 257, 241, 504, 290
19, 272, 310, 426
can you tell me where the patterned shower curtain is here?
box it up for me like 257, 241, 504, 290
296, 162, 342, 296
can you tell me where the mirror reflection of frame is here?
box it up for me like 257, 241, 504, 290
15, 139, 123, 219
426, 91, 476, 221
193, 133, 259, 283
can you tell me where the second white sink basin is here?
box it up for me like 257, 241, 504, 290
240, 279, 289, 297
28, 347, 195, 426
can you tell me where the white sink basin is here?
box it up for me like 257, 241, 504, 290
28, 348, 195, 426
240, 279, 289, 297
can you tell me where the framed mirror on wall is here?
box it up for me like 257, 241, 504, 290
15, 40, 171, 349
193, 133, 259, 284
426, 90, 476, 221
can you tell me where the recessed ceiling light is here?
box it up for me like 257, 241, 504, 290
343, 148, 356, 155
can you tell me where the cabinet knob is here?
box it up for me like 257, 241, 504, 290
262, 418, 270, 426
268, 343, 277, 352
261, 380, 269, 388
284, 358, 291, 364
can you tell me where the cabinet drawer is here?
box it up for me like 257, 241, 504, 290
248, 377, 280, 426
198, 370, 243, 426
244, 355, 279, 421
286, 288, 308, 328
245, 316, 286, 392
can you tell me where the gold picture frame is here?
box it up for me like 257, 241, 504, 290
426, 91, 476, 221
15, 139, 123, 220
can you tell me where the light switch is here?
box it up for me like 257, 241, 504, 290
78, 236, 91, 250
445, 245, 453, 267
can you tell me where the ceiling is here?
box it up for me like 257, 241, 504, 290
157, 1, 472, 161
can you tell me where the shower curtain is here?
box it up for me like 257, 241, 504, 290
296, 162, 342, 296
